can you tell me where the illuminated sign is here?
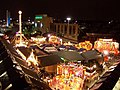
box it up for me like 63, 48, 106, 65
35, 15, 43, 20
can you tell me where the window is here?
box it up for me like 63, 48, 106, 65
64, 25, 67, 34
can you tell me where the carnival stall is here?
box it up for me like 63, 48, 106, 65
76, 41, 92, 51
30, 37, 46, 44
49, 36, 62, 44
43, 50, 103, 90
36, 51, 86, 90
94, 38, 119, 55
49, 63, 85, 90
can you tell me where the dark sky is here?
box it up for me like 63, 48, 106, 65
0, 0, 120, 20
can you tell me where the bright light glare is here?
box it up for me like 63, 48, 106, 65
18, 11, 22, 14
32, 21, 35, 24
0, 33, 4, 36
66, 17, 71, 21
103, 50, 109, 55
48, 34, 51, 37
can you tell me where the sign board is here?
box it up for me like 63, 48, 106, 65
35, 15, 43, 20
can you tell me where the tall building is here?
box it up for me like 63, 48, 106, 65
6, 10, 10, 27
34, 14, 53, 34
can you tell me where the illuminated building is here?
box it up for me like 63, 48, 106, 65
50, 23, 79, 41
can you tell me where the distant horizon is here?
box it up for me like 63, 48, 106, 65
1, 10, 120, 22
0, 0, 120, 21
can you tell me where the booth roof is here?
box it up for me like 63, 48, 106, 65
38, 50, 104, 67
81, 49, 102, 60
53, 51, 85, 61
38, 54, 64, 67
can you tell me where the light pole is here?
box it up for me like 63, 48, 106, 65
18, 11, 22, 44
66, 17, 71, 36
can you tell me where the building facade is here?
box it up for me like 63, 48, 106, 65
34, 14, 79, 41
35, 14, 53, 34
50, 23, 79, 41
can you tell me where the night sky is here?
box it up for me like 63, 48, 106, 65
0, 0, 120, 20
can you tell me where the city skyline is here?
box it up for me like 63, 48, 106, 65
0, 0, 120, 20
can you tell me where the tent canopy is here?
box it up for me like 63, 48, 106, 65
38, 55, 64, 67
53, 51, 85, 62
81, 49, 104, 64
38, 50, 104, 67
77, 48, 86, 52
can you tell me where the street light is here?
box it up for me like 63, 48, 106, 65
18, 11, 22, 33
66, 17, 71, 35
67, 17, 71, 21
